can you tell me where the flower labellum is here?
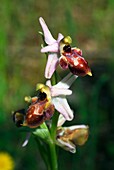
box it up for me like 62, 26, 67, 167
25, 99, 54, 128
24, 85, 54, 128
59, 37, 92, 77
13, 86, 54, 128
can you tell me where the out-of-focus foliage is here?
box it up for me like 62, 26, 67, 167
0, 0, 114, 169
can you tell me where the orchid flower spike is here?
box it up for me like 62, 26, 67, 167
39, 17, 64, 79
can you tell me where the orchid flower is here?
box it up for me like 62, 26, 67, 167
56, 108, 89, 153
56, 124, 89, 153
39, 17, 92, 78
21, 73, 77, 147
39, 17, 64, 79
14, 73, 77, 129
57, 115, 89, 153
21, 72, 79, 130
36, 73, 78, 121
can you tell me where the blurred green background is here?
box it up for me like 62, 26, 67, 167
0, 0, 114, 169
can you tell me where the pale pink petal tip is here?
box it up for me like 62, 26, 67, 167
53, 97, 74, 121
41, 43, 58, 53
57, 33, 64, 42
45, 53, 59, 79
39, 17, 56, 45
57, 114, 66, 127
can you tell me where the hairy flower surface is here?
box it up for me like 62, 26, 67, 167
13, 87, 55, 128
59, 38, 92, 76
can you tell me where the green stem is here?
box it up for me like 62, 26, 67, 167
50, 111, 59, 141
51, 71, 58, 85
49, 140, 58, 170
39, 122, 58, 170
51, 70, 59, 140
49, 70, 59, 170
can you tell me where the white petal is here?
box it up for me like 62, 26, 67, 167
39, 17, 56, 45
53, 73, 78, 89
41, 43, 58, 53
46, 80, 52, 87
57, 138, 76, 153
57, 33, 64, 42
57, 114, 66, 126
52, 97, 74, 120
22, 133, 31, 147
51, 87, 72, 96
45, 53, 59, 79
